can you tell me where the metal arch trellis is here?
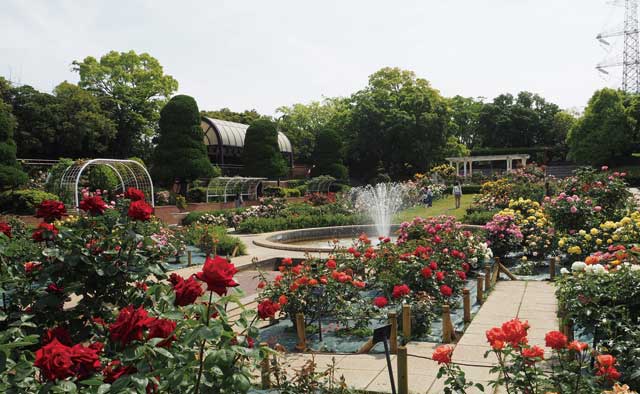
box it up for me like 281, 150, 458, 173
308, 178, 335, 193
206, 177, 266, 203
57, 159, 155, 209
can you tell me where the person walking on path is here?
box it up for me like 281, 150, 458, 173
425, 187, 433, 207
452, 183, 462, 209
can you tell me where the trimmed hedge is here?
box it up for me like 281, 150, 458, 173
186, 186, 207, 203
181, 225, 246, 256
237, 214, 367, 234
462, 210, 498, 225
0, 189, 60, 215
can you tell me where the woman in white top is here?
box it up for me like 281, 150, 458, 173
452, 183, 462, 209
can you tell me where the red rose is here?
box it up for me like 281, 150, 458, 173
522, 345, 544, 360
432, 345, 453, 364
429, 261, 438, 270
0, 222, 11, 238
70, 342, 102, 379
125, 187, 145, 201
392, 284, 410, 299
501, 319, 529, 347
486, 327, 506, 350
596, 354, 616, 368
326, 259, 337, 269
103, 360, 137, 383
435, 271, 445, 281
281, 257, 293, 265
128, 200, 153, 221
456, 270, 466, 280
32, 222, 58, 242
36, 200, 67, 223
462, 262, 470, 272
34, 339, 74, 381
257, 299, 280, 319
567, 340, 588, 352
145, 318, 177, 347
439, 285, 453, 297
171, 274, 204, 306
421, 267, 433, 278
46, 283, 64, 294
544, 330, 568, 350
42, 327, 72, 346
373, 296, 388, 308
352, 280, 366, 288
278, 295, 288, 305
109, 305, 149, 347
195, 255, 239, 296
79, 195, 107, 215
24, 261, 43, 274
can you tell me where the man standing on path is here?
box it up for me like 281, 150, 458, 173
452, 183, 462, 209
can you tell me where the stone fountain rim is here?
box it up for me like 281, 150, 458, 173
253, 223, 485, 253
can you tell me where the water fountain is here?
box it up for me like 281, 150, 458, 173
350, 183, 408, 237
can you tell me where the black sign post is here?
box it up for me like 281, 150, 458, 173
311, 286, 325, 341
372, 324, 396, 394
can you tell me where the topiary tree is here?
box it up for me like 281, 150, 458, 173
311, 128, 348, 180
152, 95, 215, 194
0, 101, 27, 190
242, 119, 288, 178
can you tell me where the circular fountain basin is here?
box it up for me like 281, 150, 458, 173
254, 223, 487, 253
254, 224, 401, 253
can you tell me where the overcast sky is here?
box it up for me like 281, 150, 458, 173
0, 0, 627, 115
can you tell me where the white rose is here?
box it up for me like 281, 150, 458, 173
571, 261, 586, 272
560, 267, 570, 275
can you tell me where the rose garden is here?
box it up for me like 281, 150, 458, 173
2, 52, 640, 394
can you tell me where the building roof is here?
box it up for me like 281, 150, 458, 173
201, 117, 293, 153
445, 154, 530, 162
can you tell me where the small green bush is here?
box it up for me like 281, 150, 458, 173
283, 188, 301, 197
462, 210, 498, 225
181, 225, 247, 256
237, 213, 366, 234
87, 165, 119, 192
295, 184, 308, 195
0, 189, 60, 215
264, 186, 285, 197
186, 186, 207, 202
182, 208, 242, 226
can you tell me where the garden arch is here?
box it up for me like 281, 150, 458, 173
57, 159, 154, 208
206, 177, 266, 202
307, 177, 335, 193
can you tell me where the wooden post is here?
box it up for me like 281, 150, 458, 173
564, 320, 574, 341
402, 304, 411, 344
260, 342, 270, 388
462, 288, 471, 325
389, 312, 398, 353
484, 265, 491, 290
477, 274, 484, 305
187, 250, 192, 267
442, 304, 452, 344
295, 313, 306, 351
550, 256, 558, 281
491, 263, 500, 285
231, 245, 239, 258
397, 346, 409, 394
498, 263, 517, 280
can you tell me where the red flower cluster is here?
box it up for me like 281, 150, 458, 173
257, 299, 280, 319
326, 259, 337, 269
432, 345, 453, 364
544, 330, 568, 350
79, 195, 107, 215
103, 360, 136, 383
195, 255, 239, 296
169, 273, 204, 306
373, 296, 388, 308
128, 200, 153, 221
24, 261, 43, 274
392, 284, 410, 299
34, 338, 102, 381
522, 345, 545, 360
145, 317, 177, 347
125, 187, 145, 201
32, 222, 58, 242
439, 285, 453, 297
36, 200, 67, 222
109, 305, 177, 348
420, 267, 433, 278
567, 340, 588, 352
596, 355, 621, 381
0, 222, 11, 238
42, 327, 72, 346
486, 319, 529, 349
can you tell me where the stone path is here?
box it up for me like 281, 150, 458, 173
271, 280, 558, 394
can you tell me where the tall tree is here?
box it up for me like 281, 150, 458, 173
73, 50, 178, 159
152, 95, 215, 193
311, 128, 347, 180
448, 95, 484, 148
567, 88, 635, 165
276, 98, 351, 164
348, 67, 449, 180
0, 100, 27, 190
242, 119, 288, 178
201, 108, 269, 125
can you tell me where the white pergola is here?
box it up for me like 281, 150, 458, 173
445, 154, 530, 177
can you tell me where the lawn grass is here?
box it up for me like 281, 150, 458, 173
394, 194, 476, 223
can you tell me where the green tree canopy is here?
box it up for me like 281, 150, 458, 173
567, 88, 636, 165
0, 100, 27, 190
447, 95, 484, 148
73, 50, 178, 159
276, 98, 351, 164
347, 67, 449, 180
242, 119, 288, 178
152, 95, 215, 191
477, 91, 561, 148
311, 128, 348, 180
201, 108, 269, 125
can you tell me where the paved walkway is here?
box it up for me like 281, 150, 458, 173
270, 280, 558, 394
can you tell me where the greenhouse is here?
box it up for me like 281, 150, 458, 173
200, 117, 294, 170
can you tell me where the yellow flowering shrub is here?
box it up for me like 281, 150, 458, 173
499, 198, 555, 257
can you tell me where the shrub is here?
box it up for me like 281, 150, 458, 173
236, 213, 366, 233
462, 210, 497, 225
242, 119, 288, 178
0, 100, 27, 190
87, 165, 119, 192
283, 188, 301, 197
186, 186, 207, 202
182, 208, 241, 226
264, 186, 285, 197
179, 224, 246, 256
0, 189, 60, 215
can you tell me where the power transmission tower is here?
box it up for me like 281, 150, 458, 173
597, 0, 640, 93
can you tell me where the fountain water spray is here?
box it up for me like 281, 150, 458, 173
350, 183, 408, 237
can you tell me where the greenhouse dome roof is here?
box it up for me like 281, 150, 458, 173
201, 117, 292, 153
